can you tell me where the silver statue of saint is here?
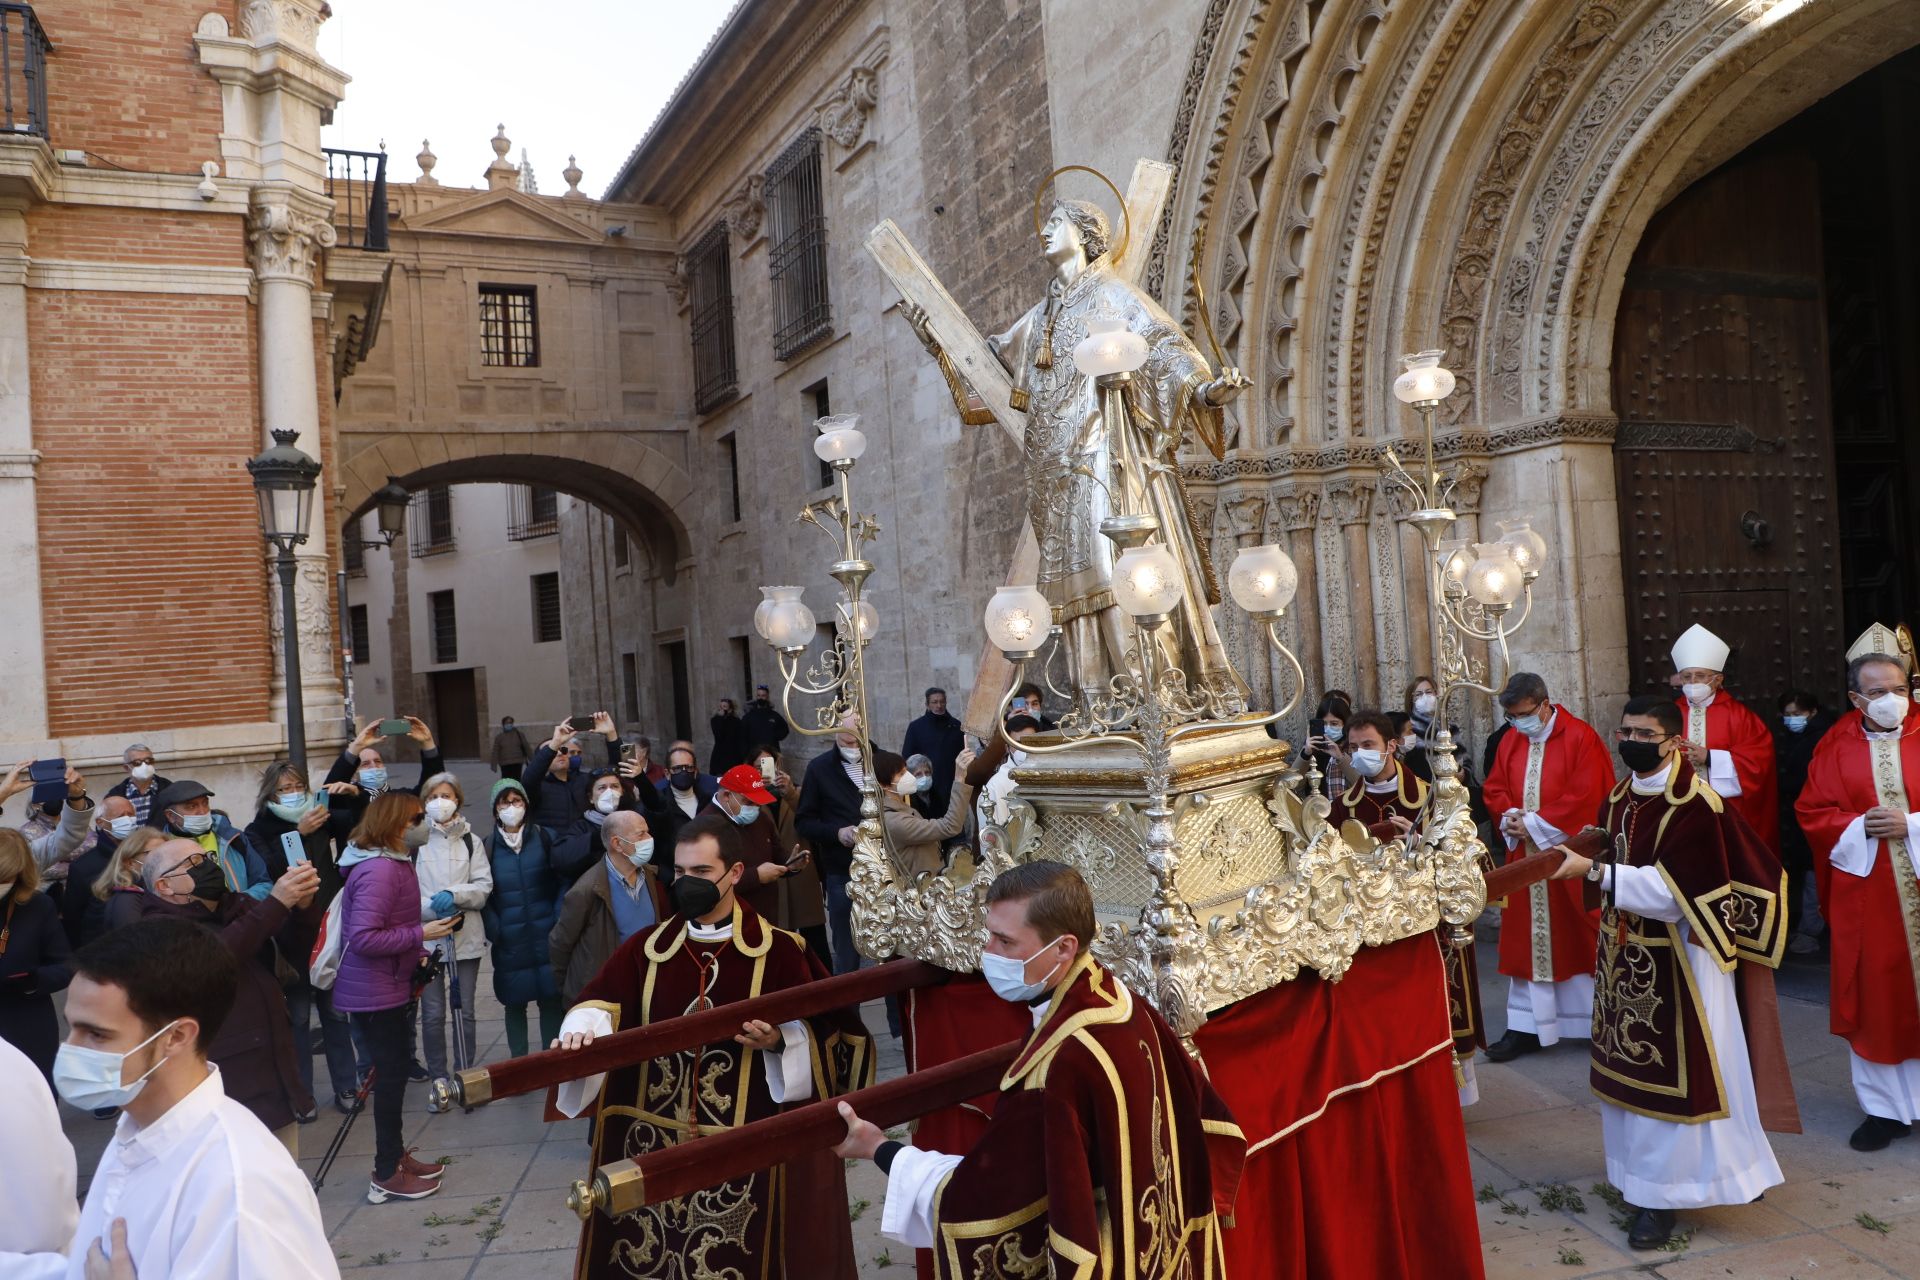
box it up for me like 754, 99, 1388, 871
908, 199, 1251, 709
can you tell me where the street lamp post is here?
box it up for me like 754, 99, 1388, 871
248, 428, 322, 773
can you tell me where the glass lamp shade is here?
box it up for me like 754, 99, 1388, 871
1465, 542, 1523, 609
246, 428, 321, 546
1497, 518, 1547, 580
755, 585, 815, 650
1112, 544, 1184, 618
1391, 349, 1456, 406
984, 584, 1052, 655
1227, 544, 1299, 615
813, 413, 867, 463
373, 478, 410, 541
1072, 313, 1148, 378
836, 598, 879, 646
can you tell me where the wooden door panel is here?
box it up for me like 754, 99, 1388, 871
1612, 147, 1844, 701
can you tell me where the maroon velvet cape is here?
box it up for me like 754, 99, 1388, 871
566, 901, 874, 1280
1590, 759, 1797, 1130
1331, 766, 1485, 1055
924, 955, 1245, 1279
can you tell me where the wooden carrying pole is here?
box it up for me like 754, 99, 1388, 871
443, 958, 950, 1108
1480, 826, 1608, 903
567, 1040, 1023, 1221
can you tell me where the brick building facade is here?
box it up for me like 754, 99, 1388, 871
0, 0, 354, 809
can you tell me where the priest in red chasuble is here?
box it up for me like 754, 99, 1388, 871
551, 813, 873, 1279
834, 861, 1246, 1279
1482, 671, 1615, 1062
1795, 632, 1920, 1153
1331, 710, 1487, 1105
1671, 622, 1780, 854
1553, 695, 1793, 1251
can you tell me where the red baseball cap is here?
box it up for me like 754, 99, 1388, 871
717, 764, 777, 805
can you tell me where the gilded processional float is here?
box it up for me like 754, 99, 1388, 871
444, 160, 1566, 1278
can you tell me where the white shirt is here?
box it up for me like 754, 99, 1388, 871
11, 1066, 339, 1280
553, 919, 811, 1117
0, 1037, 76, 1264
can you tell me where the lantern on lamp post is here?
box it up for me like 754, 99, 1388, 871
247, 428, 322, 772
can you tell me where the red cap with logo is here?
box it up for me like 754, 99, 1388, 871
717, 764, 777, 805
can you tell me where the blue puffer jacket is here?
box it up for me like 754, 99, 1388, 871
480, 823, 563, 1007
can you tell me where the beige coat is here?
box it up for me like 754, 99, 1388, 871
881, 779, 973, 879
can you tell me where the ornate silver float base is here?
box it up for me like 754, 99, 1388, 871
847, 717, 1488, 1038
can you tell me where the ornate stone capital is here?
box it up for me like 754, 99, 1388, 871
723, 174, 765, 244
1274, 487, 1320, 532
819, 63, 880, 150
1223, 493, 1266, 538
237, 0, 326, 51
665, 255, 689, 309
1325, 478, 1374, 527
1449, 461, 1489, 517
249, 197, 336, 283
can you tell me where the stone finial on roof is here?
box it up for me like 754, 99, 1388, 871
485, 124, 519, 191
562, 155, 584, 199
416, 139, 438, 186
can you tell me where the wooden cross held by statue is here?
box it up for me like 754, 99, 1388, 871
863, 158, 1175, 734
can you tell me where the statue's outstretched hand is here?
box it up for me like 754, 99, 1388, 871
1202, 366, 1250, 406
901, 301, 939, 353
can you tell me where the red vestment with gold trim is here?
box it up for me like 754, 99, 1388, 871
567, 903, 873, 1280
1676, 690, 1780, 853
923, 956, 1244, 1280
1482, 709, 1613, 982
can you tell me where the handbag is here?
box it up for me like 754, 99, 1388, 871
309, 890, 346, 990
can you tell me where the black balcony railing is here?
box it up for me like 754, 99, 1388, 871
323, 147, 390, 251
0, 5, 51, 139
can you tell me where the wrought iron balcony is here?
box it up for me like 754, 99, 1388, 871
0, 4, 51, 139
323, 147, 390, 252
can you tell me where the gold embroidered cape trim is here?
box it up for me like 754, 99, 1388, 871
1867, 734, 1920, 1012
1590, 922, 1730, 1122
1523, 732, 1553, 981
1001, 955, 1133, 1090
1338, 765, 1430, 815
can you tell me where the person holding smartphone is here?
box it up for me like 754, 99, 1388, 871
323, 717, 444, 830
1303, 692, 1355, 798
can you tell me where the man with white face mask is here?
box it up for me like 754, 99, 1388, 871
1796, 629, 1920, 1152
1671, 623, 1780, 858
834, 861, 1246, 1270
702, 764, 790, 919
105, 744, 171, 827
4, 918, 337, 1280
153, 780, 269, 902
1482, 672, 1615, 1063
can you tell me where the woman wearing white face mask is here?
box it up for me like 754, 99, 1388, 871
873, 749, 979, 879
479, 778, 565, 1059
414, 774, 491, 1109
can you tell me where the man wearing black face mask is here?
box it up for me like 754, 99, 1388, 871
1551, 696, 1795, 1250
656, 743, 717, 822
137, 837, 325, 1151
549, 814, 872, 1279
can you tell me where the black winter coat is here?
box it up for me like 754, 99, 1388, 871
61, 832, 116, 948
481, 823, 564, 1007
0, 891, 71, 1078
521, 744, 602, 835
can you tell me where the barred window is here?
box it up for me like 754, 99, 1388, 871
479, 284, 539, 367
410, 486, 455, 557
688, 223, 738, 413
766, 129, 831, 360
530, 572, 562, 644
508, 485, 558, 540
347, 604, 370, 663
429, 590, 457, 665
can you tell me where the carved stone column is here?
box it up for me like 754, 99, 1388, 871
0, 201, 45, 742
1274, 487, 1323, 699
1222, 492, 1268, 707
1327, 479, 1378, 705
251, 191, 344, 743
1380, 477, 1434, 688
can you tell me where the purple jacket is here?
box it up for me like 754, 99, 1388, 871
332, 848, 425, 1013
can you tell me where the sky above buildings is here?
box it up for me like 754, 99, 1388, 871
319, 0, 736, 199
